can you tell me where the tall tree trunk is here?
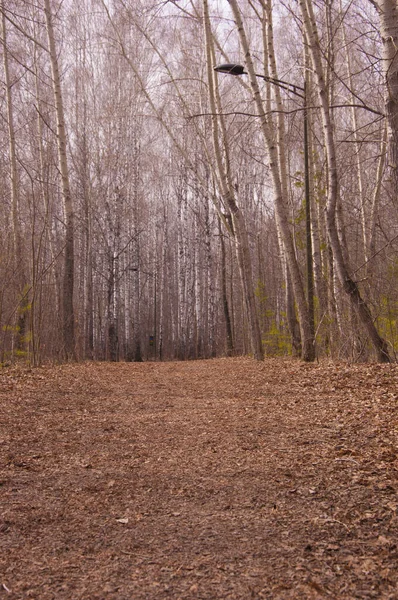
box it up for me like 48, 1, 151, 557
340, 2, 368, 263
204, 0, 264, 360
204, 193, 216, 357
301, 0, 390, 362
219, 218, 234, 356
176, 182, 187, 359
131, 135, 143, 363
1, 3, 29, 357
377, 0, 398, 193
84, 180, 94, 359
305, 53, 328, 330
43, 0, 75, 359
260, 0, 304, 354
158, 208, 168, 361
33, 43, 61, 363
369, 124, 388, 265
228, 0, 314, 361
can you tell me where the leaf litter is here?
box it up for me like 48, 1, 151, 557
1, 357, 398, 599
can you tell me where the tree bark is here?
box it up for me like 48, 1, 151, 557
1, 3, 29, 357
301, 0, 390, 362
377, 0, 398, 193
261, 0, 305, 355
228, 0, 315, 361
204, 0, 264, 360
219, 218, 234, 356
43, 0, 75, 360
369, 124, 388, 264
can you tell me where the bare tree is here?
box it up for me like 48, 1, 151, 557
300, 0, 390, 362
43, 0, 75, 359
1, 1, 29, 356
204, 0, 264, 360
227, 0, 315, 361
371, 0, 398, 192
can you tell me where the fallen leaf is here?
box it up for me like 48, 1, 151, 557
377, 535, 390, 546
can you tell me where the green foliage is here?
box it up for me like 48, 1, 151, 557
377, 296, 398, 352
2, 324, 20, 333
18, 286, 32, 315
263, 321, 292, 356
21, 332, 32, 344
254, 280, 267, 305
294, 204, 305, 225
387, 258, 398, 280
319, 241, 328, 252
19, 302, 32, 314
255, 281, 292, 355
294, 170, 304, 189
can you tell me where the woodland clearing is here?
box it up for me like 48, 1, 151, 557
1, 357, 398, 599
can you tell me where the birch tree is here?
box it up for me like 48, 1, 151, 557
300, 0, 391, 362
372, 0, 398, 192
1, 0, 397, 363
43, 0, 75, 359
204, 0, 264, 360
1, 2, 29, 355
227, 0, 315, 361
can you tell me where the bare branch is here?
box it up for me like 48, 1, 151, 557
0, 6, 48, 52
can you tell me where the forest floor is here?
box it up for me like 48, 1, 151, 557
1, 357, 398, 599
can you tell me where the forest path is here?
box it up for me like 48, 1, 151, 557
1, 357, 398, 599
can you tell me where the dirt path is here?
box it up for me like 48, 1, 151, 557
1, 358, 398, 599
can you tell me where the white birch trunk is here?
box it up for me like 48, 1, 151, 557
194, 209, 202, 357
2, 3, 29, 355
204, 0, 264, 360
300, 0, 390, 362
228, 0, 315, 360
204, 195, 216, 357
43, 0, 75, 359
378, 0, 398, 191
340, 14, 368, 262
177, 185, 187, 359
369, 124, 388, 264
158, 208, 168, 360
262, 0, 303, 354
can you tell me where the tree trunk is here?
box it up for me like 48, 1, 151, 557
340, 2, 368, 263
204, 0, 264, 360
261, 0, 304, 355
219, 218, 234, 356
369, 124, 388, 265
228, 0, 314, 361
44, 0, 75, 360
301, 0, 390, 362
1, 3, 30, 358
377, 0, 398, 192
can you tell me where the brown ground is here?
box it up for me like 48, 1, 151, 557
1, 358, 398, 599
